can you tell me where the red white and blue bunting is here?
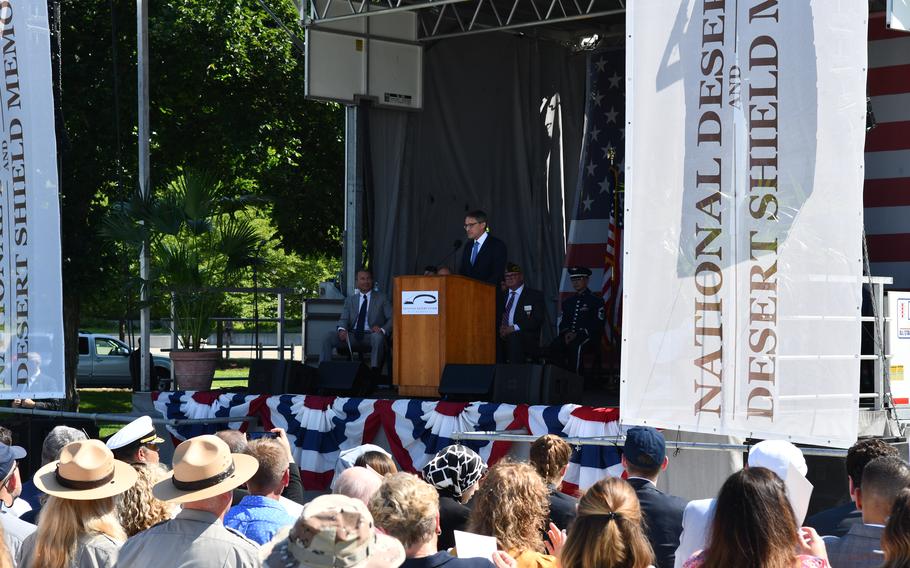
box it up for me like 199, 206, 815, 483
152, 391, 622, 492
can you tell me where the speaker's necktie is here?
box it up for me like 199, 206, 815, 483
470, 241, 479, 265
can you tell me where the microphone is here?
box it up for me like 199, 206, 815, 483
434, 239, 462, 271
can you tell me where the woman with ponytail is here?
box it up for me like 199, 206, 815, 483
529, 435, 577, 531
559, 477, 655, 568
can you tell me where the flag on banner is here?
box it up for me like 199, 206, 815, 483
561, 49, 625, 345
864, 13, 910, 286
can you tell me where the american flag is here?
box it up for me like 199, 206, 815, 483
865, 13, 910, 286
561, 49, 624, 343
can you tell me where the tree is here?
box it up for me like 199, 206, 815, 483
56, 0, 344, 397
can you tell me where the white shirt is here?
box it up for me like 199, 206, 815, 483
505, 285, 524, 329
474, 231, 489, 252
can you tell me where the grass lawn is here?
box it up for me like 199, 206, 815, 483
79, 366, 249, 438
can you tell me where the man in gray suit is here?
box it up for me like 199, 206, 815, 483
824, 456, 910, 568
320, 269, 392, 370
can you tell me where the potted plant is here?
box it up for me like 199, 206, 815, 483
103, 169, 259, 390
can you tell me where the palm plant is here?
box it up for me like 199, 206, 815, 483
102, 169, 260, 350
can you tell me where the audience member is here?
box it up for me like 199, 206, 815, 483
369, 472, 495, 567
355, 450, 399, 476
559, 477, 655, 568
116, 463, 176, 537
218, 428, 306, 513
675, 439, 808, 568
682, 468, 828, 568
422, 445, 487, 551
333, 466, 383, 505
19, 426, 88, 524
261, 494, 405, 568
807, 438, 897, 537
18, 439, 138, 568
105, 415, 164, 465
622, 427, 687, 568
0, 443, 33, 566
115, 435, 260, 567
0, 524, 12, 568
528, 434, 577, 530
335, 444, 393, 478
825, 456, 910, 568
882, 487, 910, 568
224, 437, 296, 545
0, 429, 27, 521
467, 460, 556, 568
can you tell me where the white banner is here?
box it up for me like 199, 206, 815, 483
620, 1, 867, 447
0, 0, 64, 399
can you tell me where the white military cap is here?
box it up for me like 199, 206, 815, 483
106, 415, 164, 451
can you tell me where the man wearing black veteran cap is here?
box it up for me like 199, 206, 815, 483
105, 415, 164, 465
498, 261, 545, 364
549, 266, 605, 373
115, 434, 261, 568
0, 441, 34, 563
622, 426, 687, 568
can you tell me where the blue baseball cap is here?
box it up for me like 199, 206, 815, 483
0, 442, 26, 481
623, 426, 666, 469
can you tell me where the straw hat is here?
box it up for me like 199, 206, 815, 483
33, 439, 138, 500
153, 434, 258, 503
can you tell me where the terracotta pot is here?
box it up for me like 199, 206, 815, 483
170, 350, 220, 391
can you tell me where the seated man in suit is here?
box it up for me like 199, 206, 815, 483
320, 269, 392, 370
623, 426, 687, 568
549, 266, 604, 373
498, 261, 545, 363
458, 209, 507, 286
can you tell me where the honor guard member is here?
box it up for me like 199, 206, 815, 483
550, 266, 605, 373
106, 415, 164, 465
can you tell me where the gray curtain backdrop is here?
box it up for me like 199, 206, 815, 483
367, 34, 587, 335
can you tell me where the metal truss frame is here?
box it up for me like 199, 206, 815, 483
302, 0, 625, 41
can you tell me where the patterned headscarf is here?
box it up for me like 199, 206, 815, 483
421, 445, 487, 499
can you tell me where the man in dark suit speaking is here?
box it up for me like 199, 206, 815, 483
320, 269, 392, 370
498, 261, 545, 363
458, 209, 507, 286
622, 426, 688, 568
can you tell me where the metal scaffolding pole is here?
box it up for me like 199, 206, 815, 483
343, 105, 364, 293
137, 0, 152, 392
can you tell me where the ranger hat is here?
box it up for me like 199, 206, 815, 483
33, 439, 138, 500
153, 434, 258, 503
106, 415, 164, 452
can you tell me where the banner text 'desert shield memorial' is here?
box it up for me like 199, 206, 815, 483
620, 0, 867, 447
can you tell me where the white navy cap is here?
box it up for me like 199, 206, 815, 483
106, 415, 164, 451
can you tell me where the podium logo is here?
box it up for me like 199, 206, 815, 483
402, 290, 439, 315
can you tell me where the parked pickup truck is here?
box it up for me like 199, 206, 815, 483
77, 333, 171, 387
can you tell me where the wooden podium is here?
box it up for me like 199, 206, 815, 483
393, 275, 496, 397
